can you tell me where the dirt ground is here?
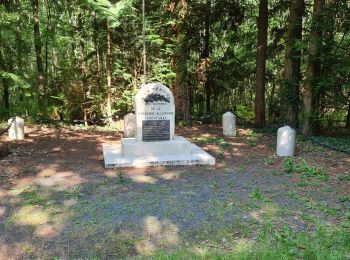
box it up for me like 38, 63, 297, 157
0, 125, 349, 259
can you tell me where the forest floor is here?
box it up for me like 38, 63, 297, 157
0, 124, 349, 259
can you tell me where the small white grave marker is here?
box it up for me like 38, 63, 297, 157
124, 113, 136, 137
8, 116, 25, 140
223, 112, 236, 136
277, 126, 296, 157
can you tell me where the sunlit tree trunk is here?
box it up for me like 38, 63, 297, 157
106, 18, 113, 124
282, 0, 304, 128
302, 0, 324, 136
32, 0, 46, 108
254, 0, 268, 127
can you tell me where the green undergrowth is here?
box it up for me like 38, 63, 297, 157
302, 136, 350, 154
283, 157, 329, 181
146, 220, 350, 260
192, 136, 232, 159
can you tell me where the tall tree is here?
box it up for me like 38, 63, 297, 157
302, 0, 324, 136
346, 90, 350, 129
32, 0, 46, 107
254, 0, 268, 127
203, 0, 211, 113
282, 0, 304, 127
105, 18, 113, 123
93, 11, 101, 93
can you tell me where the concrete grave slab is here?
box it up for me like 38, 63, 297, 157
102, 83, 215, 168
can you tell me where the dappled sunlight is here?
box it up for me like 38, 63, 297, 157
34, 223, 56, 238
103, 169, 117, 177
13, 205, 49, 226
8, 186, 29, 196
136, 216, 180, 255
250, 203, 278, 222
35, 169, 84, 190
191, 246, 210, 257
129, 174, 157, 184
233, 238, 254, 253
0, 206, 6, 217
63, 198, 78, 207
160, 172, 180, 180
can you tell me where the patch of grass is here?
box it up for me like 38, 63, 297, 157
247, 130, 258, 147
249, 189, 270, 203
338, 196, 349, 203
270, 170, 280, 176
309, 136, 350, 154
192, 136, 232, 158
149, 221, 350, 260
283, 158, 296, 174
337, 174, 350, 181
285, 190, 298, 199
226, 180, 234, 188
282, 158, 329, 181
317, 202, 338, 216
216, 148, 224, 159
263, 156, 275, 165
19, 190, 48, 206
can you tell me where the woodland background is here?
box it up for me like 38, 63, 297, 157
0, 0, 349, 136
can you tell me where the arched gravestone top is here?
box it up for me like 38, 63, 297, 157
135, 83, 175, 142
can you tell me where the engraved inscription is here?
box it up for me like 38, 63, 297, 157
142, 120, 170, 141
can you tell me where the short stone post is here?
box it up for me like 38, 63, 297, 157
277, 126, 296, 157
124, 113, 136, 138
223, 112, 236, 136
8, 116, 25, 140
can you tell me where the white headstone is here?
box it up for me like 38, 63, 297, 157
135, 83, 175, 142
223, 112, 236, 136
8, 117, 25, 140
102, 82, 215, 168
124, 113, 136, 138
277, 126, 296, 157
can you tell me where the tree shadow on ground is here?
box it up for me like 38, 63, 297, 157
0, 125, 349, 258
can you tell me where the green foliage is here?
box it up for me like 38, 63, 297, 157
0, 0, 349, 130
246, 129, 258, 147
282, 158, 329, 181
249, 189, 269, 202
151, 221, 350, 259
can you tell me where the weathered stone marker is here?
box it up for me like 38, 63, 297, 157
277, 126, 296, 157
124, 113, 136, 138
8, 117, 25, 140
223, 112, 236, 136
135, 83, 175, 142
102, 83, 215, 168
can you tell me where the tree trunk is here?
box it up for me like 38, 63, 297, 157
254, 0, 268, 127
346, 90, 350, 129
282, 0, 304, 128
32, 0, 46, 107
106, 19, 113, 124
79, 12, 88, 126
93, 11, 101, 93
302, 0, 324, 136
44, 0, 51, 106
0, 32, 9, 113
203, 0, 211, 113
